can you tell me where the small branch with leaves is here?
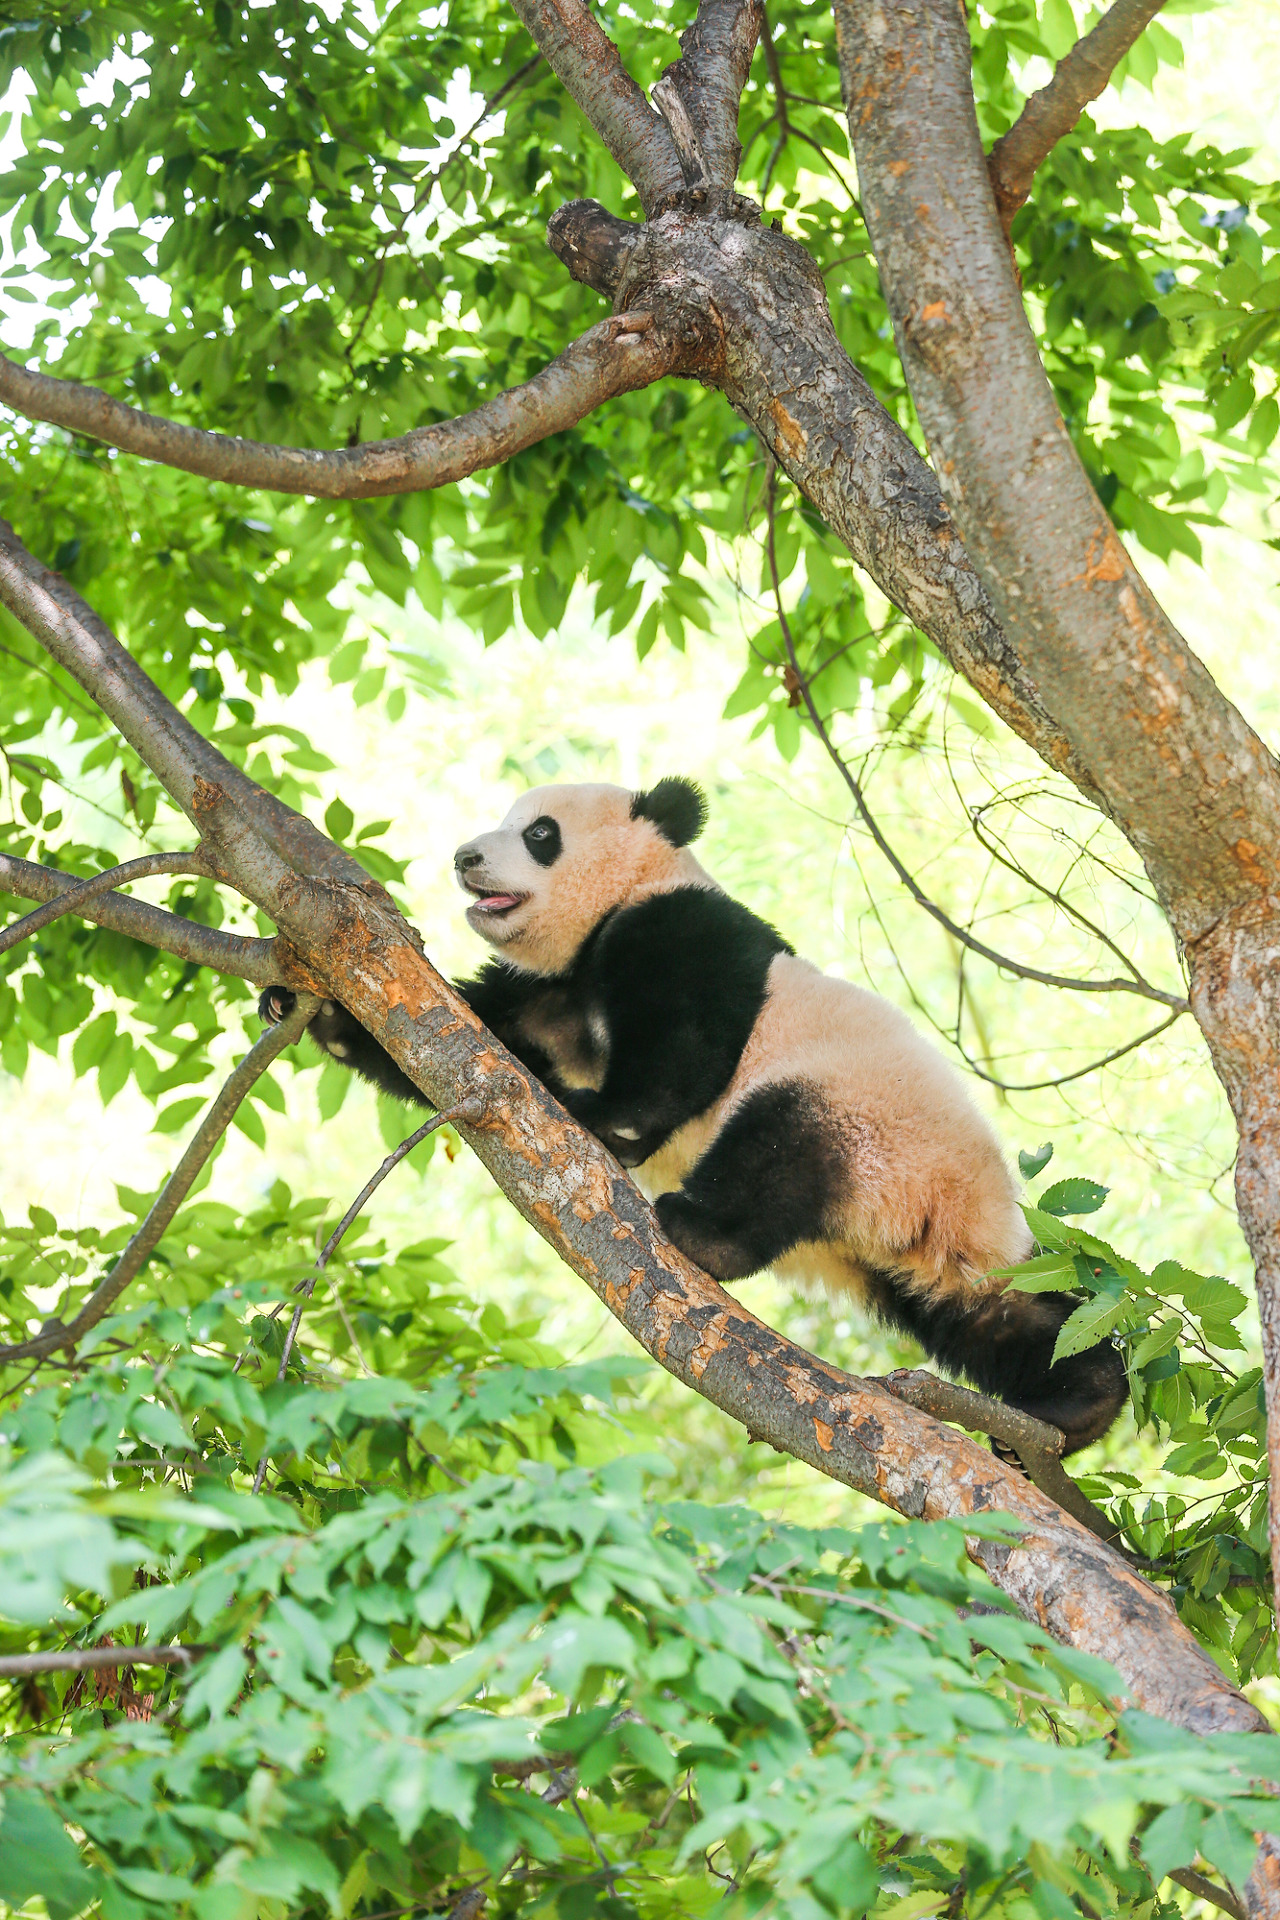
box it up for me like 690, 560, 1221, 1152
0, 994, 319, 1366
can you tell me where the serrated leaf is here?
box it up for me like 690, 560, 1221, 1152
1037, 1178, 1109, 1218
1052, 1295, 1123, 1364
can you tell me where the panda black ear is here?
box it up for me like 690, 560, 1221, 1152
631, 776, 708, 848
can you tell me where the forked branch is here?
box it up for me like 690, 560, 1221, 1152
505, 0, 685, 212
0, 314, 676, 499
652, 0, 763, 192
0, 850, 210, 956
986, 0, 1170, 232
0, 993, 319, 1365
0, 851, 277, 982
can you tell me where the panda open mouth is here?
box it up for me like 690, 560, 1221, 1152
464, 881, 527, 917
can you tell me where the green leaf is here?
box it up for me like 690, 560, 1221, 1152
325, 798, 355, 842
1052, 1294, 1124, 1364
1018, 1142, 1053, 1180
0, 1789, 100, 1920
1037, 1178, 1109, 1218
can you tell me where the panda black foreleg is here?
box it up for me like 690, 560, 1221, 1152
654, 1080, 842, 1282
258, 987, 429, 1106
871, 1276, 1128, 1458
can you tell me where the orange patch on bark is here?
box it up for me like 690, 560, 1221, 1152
1233, 839, 1269, 887
920, 300, 948, 321
889, 159, 910, 177
769, 398, 808, 458
814, 1417, 834, 1452
1076, 528, 1127, 586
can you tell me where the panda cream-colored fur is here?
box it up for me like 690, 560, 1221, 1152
260, 776, 1126, 1455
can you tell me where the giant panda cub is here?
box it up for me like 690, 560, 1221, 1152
260, 776, 1126, 1455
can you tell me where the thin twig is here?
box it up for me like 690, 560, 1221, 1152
0, 1645, 206, 1678
0, 850, 210, 955
878, 1368, 1126, 1549
0, 995, 320, 1366
250, 1095, 485, 1491
761, 472, 1188, 1014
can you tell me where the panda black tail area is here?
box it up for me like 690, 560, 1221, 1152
867, 1270, 1127, 1458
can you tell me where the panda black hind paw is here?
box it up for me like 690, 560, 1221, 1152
258, 985, 296, 1026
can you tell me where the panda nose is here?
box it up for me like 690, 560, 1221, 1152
454, 843, 484, 874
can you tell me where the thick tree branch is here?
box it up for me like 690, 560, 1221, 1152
505, 0, 685, 214
549, 199, 1113, 815
0, 520, 368, 891
835, 0, 1280, 1617
987, 0, 1169, 233
2, 543, 1263, 1739
0, 850, 209, 956
0, 994, 319, 1365
652, 0, 762, 193
0, 314, 676, 500
0, 851, 278, 982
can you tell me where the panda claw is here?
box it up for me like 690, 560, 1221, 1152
258, 985, 296, 1027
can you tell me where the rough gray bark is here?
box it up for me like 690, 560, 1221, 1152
0, 523, 1263, 1740
547, 197, 1110, 811
835, 0, 1280, 1610
987, 0, 1170, 232
652, 0, 763, 194
0, 851, 208, 957
0, 315, 676, 499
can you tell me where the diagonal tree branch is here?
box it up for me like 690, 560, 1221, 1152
0, 992, 319, 1365
652, 0, 763, 193
0, 850, 210, 956
0, 851, 278, 982
0, 314, 677, 500
505, 0, 686, 213
0, 538, 1264, 1742
987, 0, 1170, 234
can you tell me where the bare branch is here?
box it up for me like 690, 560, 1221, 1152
0, 994, 319, 1366
506, 0, 685, 213
0, 314, 677, 500
0, 851, 277, 982
0, 850, 209, 956
1167, 1867, 1249, 1920
761, 474, 1187, 1013
0, 520, 366, 892
652, 0, 762, 192
987, 0, 1169, 233
0, 1645, 205, 1678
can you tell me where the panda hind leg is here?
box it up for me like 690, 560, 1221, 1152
872, 1275, 1127, 1458
654, 1080, 843, 1283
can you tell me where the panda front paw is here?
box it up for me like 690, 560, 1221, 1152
259, 984, 296, 1026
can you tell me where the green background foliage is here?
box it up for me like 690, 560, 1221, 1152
1, 0, 1279, 1911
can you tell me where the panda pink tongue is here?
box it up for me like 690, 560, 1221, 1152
477, 892, 521, 912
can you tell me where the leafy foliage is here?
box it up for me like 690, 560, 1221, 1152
2, 1188, 1278, 1920
1003, 1152, 1274, 1680
1, 0, 1279, 1911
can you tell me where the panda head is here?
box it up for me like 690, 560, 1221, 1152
453, 776, 709, 974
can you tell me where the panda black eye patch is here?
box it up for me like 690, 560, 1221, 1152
522, 816, 562, 866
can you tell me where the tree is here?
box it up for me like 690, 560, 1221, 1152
0, 0, 1278, 1913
